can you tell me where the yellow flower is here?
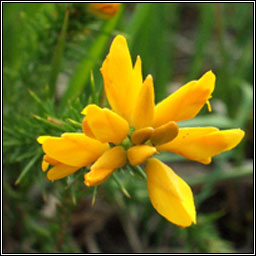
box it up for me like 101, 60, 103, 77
88, 3, 121, 19
37, 35, 245, 228
37, 133, 110, 181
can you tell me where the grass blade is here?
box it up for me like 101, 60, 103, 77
126, 3, 178, 102
187, 3, 215, 80
60, 5, 124, 107
48, 9, 69, 98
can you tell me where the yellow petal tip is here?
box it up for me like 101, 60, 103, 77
145, 74, 153, 81
37, 136, 51, 144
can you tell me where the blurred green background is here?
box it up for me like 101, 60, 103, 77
3, 2, 253, 253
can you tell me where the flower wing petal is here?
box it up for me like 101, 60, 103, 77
153, 71, 215, 127
157, 127, 245, 164
41, 159, 49, 172
128, 145, 157, 166
146, 158, 196, 227
42, 133, 109, 167
47, 164, 80, 181
81, 104, 129, 144
132, 75, 155, 129
84, 146, 127, 186
100, 35, 142, 123
41, 155, 60, 172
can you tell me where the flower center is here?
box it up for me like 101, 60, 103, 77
120, 136, 133, 150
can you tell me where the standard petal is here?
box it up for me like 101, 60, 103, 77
132, 75, 155, 129
153, 71, 216, 127
81, 104, 129, 144
47, 164, 80, 181
100, 35, 142, 123
131, 127, 154, 145
146, 158, 196, 227
42, 133, 109, 167
157, 127, 245, 164
150, 121, 179, 146
84, 146, 127, 186
127, 145, 157, 166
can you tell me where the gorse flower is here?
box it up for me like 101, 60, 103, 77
37, 35, 245, 227
88, 3, 121, 19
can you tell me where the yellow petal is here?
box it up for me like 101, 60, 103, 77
150, 121, 179, 146
131, 127, 154, 145
132, 75, 155, 129
82, 118, 96, 139
47, 164, 80, 181
146, 158, 196, 227
37, 136, 52, 144
81, 104, 129, 144
42, 133, 109, 167
41, 155, 60, 172
41, 159, 49, 172
100, 35, 142, 123
84, 168, 114, 187
146, 159, 184, 201
91, 146, 127, 170
153, 71, 216, 127
127, 145, 157, 166
43, 155, 60, 166
84, 146, 127, 186
134, 55, 143, 86
157, 127, 245, 164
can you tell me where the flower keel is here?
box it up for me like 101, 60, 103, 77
146, 158, 196, 227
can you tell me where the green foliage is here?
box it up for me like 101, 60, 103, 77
48, 9, 69, 97
60, 4, 124, 107
126, 3, 179, 102
3, 3, 253, 253
182, 213, 234, 253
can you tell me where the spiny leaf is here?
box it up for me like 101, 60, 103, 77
112, 172, 131, 198
32, 114, 67, 132
15, 152, 42, 185
91, 186, 98, 206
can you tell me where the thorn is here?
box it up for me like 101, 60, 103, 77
91, 186, 98, 206
112, 172, 131, 199
121, 187, 131, 198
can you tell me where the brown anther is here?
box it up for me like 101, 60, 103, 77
131, 127, 154, 145
150, 121, 179, 146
